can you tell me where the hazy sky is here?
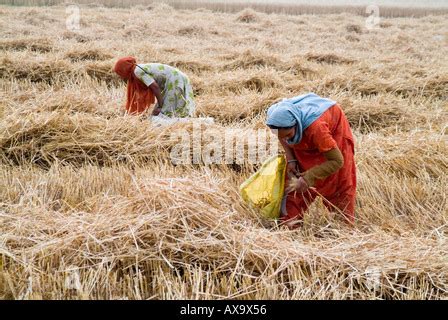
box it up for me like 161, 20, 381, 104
197, 0, 448, 8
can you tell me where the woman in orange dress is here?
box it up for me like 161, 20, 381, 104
266, 93, 356, 229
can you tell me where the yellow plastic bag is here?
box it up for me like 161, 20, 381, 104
239, 155, 286, 219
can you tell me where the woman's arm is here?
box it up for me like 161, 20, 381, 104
300, 118, 344, 187
288, 147, 344, 193
149, 82, 163, 114
279, 137, 299, 175
302, 147, 344, 187
279, 138, 295, 161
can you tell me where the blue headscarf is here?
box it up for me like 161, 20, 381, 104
266, 93, 336, 145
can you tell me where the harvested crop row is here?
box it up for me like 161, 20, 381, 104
1, 167, 447, 299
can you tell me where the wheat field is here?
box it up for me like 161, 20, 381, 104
0, 2, 447, 299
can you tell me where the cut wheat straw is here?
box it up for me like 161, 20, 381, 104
0, 4, 447, 300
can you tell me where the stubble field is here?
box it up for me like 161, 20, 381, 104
0, 3, 447, 299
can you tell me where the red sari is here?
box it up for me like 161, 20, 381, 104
284, 104, 357, 224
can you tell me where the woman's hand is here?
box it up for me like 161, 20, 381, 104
285, 176, 309, 194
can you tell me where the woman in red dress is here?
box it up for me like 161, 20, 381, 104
266, 93, 356, 229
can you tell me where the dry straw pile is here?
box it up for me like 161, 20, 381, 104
0, 4, 447, 299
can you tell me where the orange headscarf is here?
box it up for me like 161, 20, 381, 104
114, 56, 155, 115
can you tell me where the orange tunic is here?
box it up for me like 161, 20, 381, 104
284, 104, 357, 224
